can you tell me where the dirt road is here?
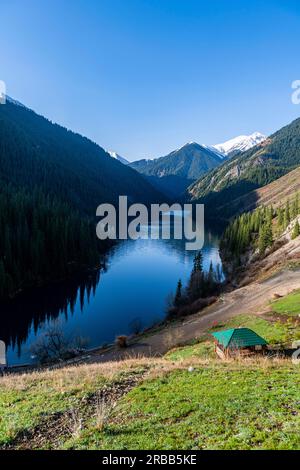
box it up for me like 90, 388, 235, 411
88, 268, 300, 363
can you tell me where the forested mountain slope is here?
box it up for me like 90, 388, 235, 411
130, 142, 224, 198
0, 99, 163, 299
188, 117, 300, 216
0, 100, 163, 211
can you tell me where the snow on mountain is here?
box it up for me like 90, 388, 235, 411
214, 132, 266, 157
172, 142, 225, 160
107, 150, 129, 165
201, 143, 227, 159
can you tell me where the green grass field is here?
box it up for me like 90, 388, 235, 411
272, 290, 300, 317
1, 295, 300, 450
69, 364, 300, 450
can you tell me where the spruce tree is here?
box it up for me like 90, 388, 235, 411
174, 279, 183, 306
192, 252, 203, 274
284, 200, 291, 228
188, 252, 204, 301
258, 225, 267, 255
292, 220, 300, 240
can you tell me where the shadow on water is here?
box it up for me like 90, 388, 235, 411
1, 221, 223, 365
0, 269, 102, 360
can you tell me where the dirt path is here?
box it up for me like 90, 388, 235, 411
86, 268, 300, 364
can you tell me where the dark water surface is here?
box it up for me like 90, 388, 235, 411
2, 227, 223, 365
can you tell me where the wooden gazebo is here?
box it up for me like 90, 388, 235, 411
212, 328, 268, 359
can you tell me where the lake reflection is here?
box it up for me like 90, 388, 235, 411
1, 227, 222, 365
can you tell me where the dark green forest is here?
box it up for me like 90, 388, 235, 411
0, 184, 104, 299
130, 142, 224, 198
0, 100, 163, 299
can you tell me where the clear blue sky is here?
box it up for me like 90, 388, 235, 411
1, 0, 300, 161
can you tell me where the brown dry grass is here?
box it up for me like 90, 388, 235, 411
0, 359, 151, 392
1, 353, 293, 393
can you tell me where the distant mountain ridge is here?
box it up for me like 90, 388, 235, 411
130, 142, 225, 198
188, 118, 300, 218
0, 98, 164, 212
214, 132, 266, 157
128, 133, 266, 199
107, 150, 129, 165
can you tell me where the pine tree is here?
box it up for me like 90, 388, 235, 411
192, 252, 203, 274
188, 253, 204, 301
278, 208, 284, 228
292, 220, 300, 240
205, 261, 215, 297
265, 222, 273, 248
258, 225, 267, 255
284, 200, 291, 228
174, 279, 183, 306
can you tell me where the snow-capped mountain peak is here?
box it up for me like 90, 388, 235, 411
214, 132, 266, 157
107, 150, 129, 165
172, 141, 224, 159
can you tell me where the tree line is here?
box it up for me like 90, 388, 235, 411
168, 252, 223, 318
220, 193, 300, 263
0, 184, 106, 300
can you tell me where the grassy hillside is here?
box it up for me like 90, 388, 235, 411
272, 290, 300, 317
1, 304, 299, 450
188, 117, 300, 217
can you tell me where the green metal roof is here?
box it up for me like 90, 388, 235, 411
211, 328, 268, 349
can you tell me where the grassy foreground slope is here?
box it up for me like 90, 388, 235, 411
80, 364, 299, 450
1, 302, 299, 451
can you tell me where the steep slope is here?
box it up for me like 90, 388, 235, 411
130, 142, 224, 198
214, 132, 266, 157
188, 117, 300, 217
0, 99, 164, 213
0, 99, 164, 299
220, 187, 300, 288
107, 150, 129, 165
216, 166, 300, 219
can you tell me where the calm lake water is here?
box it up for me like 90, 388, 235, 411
2, 225, 223, 365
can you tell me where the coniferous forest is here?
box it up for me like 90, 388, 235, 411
220, 194, 300, 263
0, 184, 101, 299
0, 100, 163, 299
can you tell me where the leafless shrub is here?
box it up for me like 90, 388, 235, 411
69, 408, 83, 439
30, 321, 89, 364
116, 335, 128, 348
94, 395, 116, 432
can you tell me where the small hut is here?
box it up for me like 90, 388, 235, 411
211, 328, 268, 359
